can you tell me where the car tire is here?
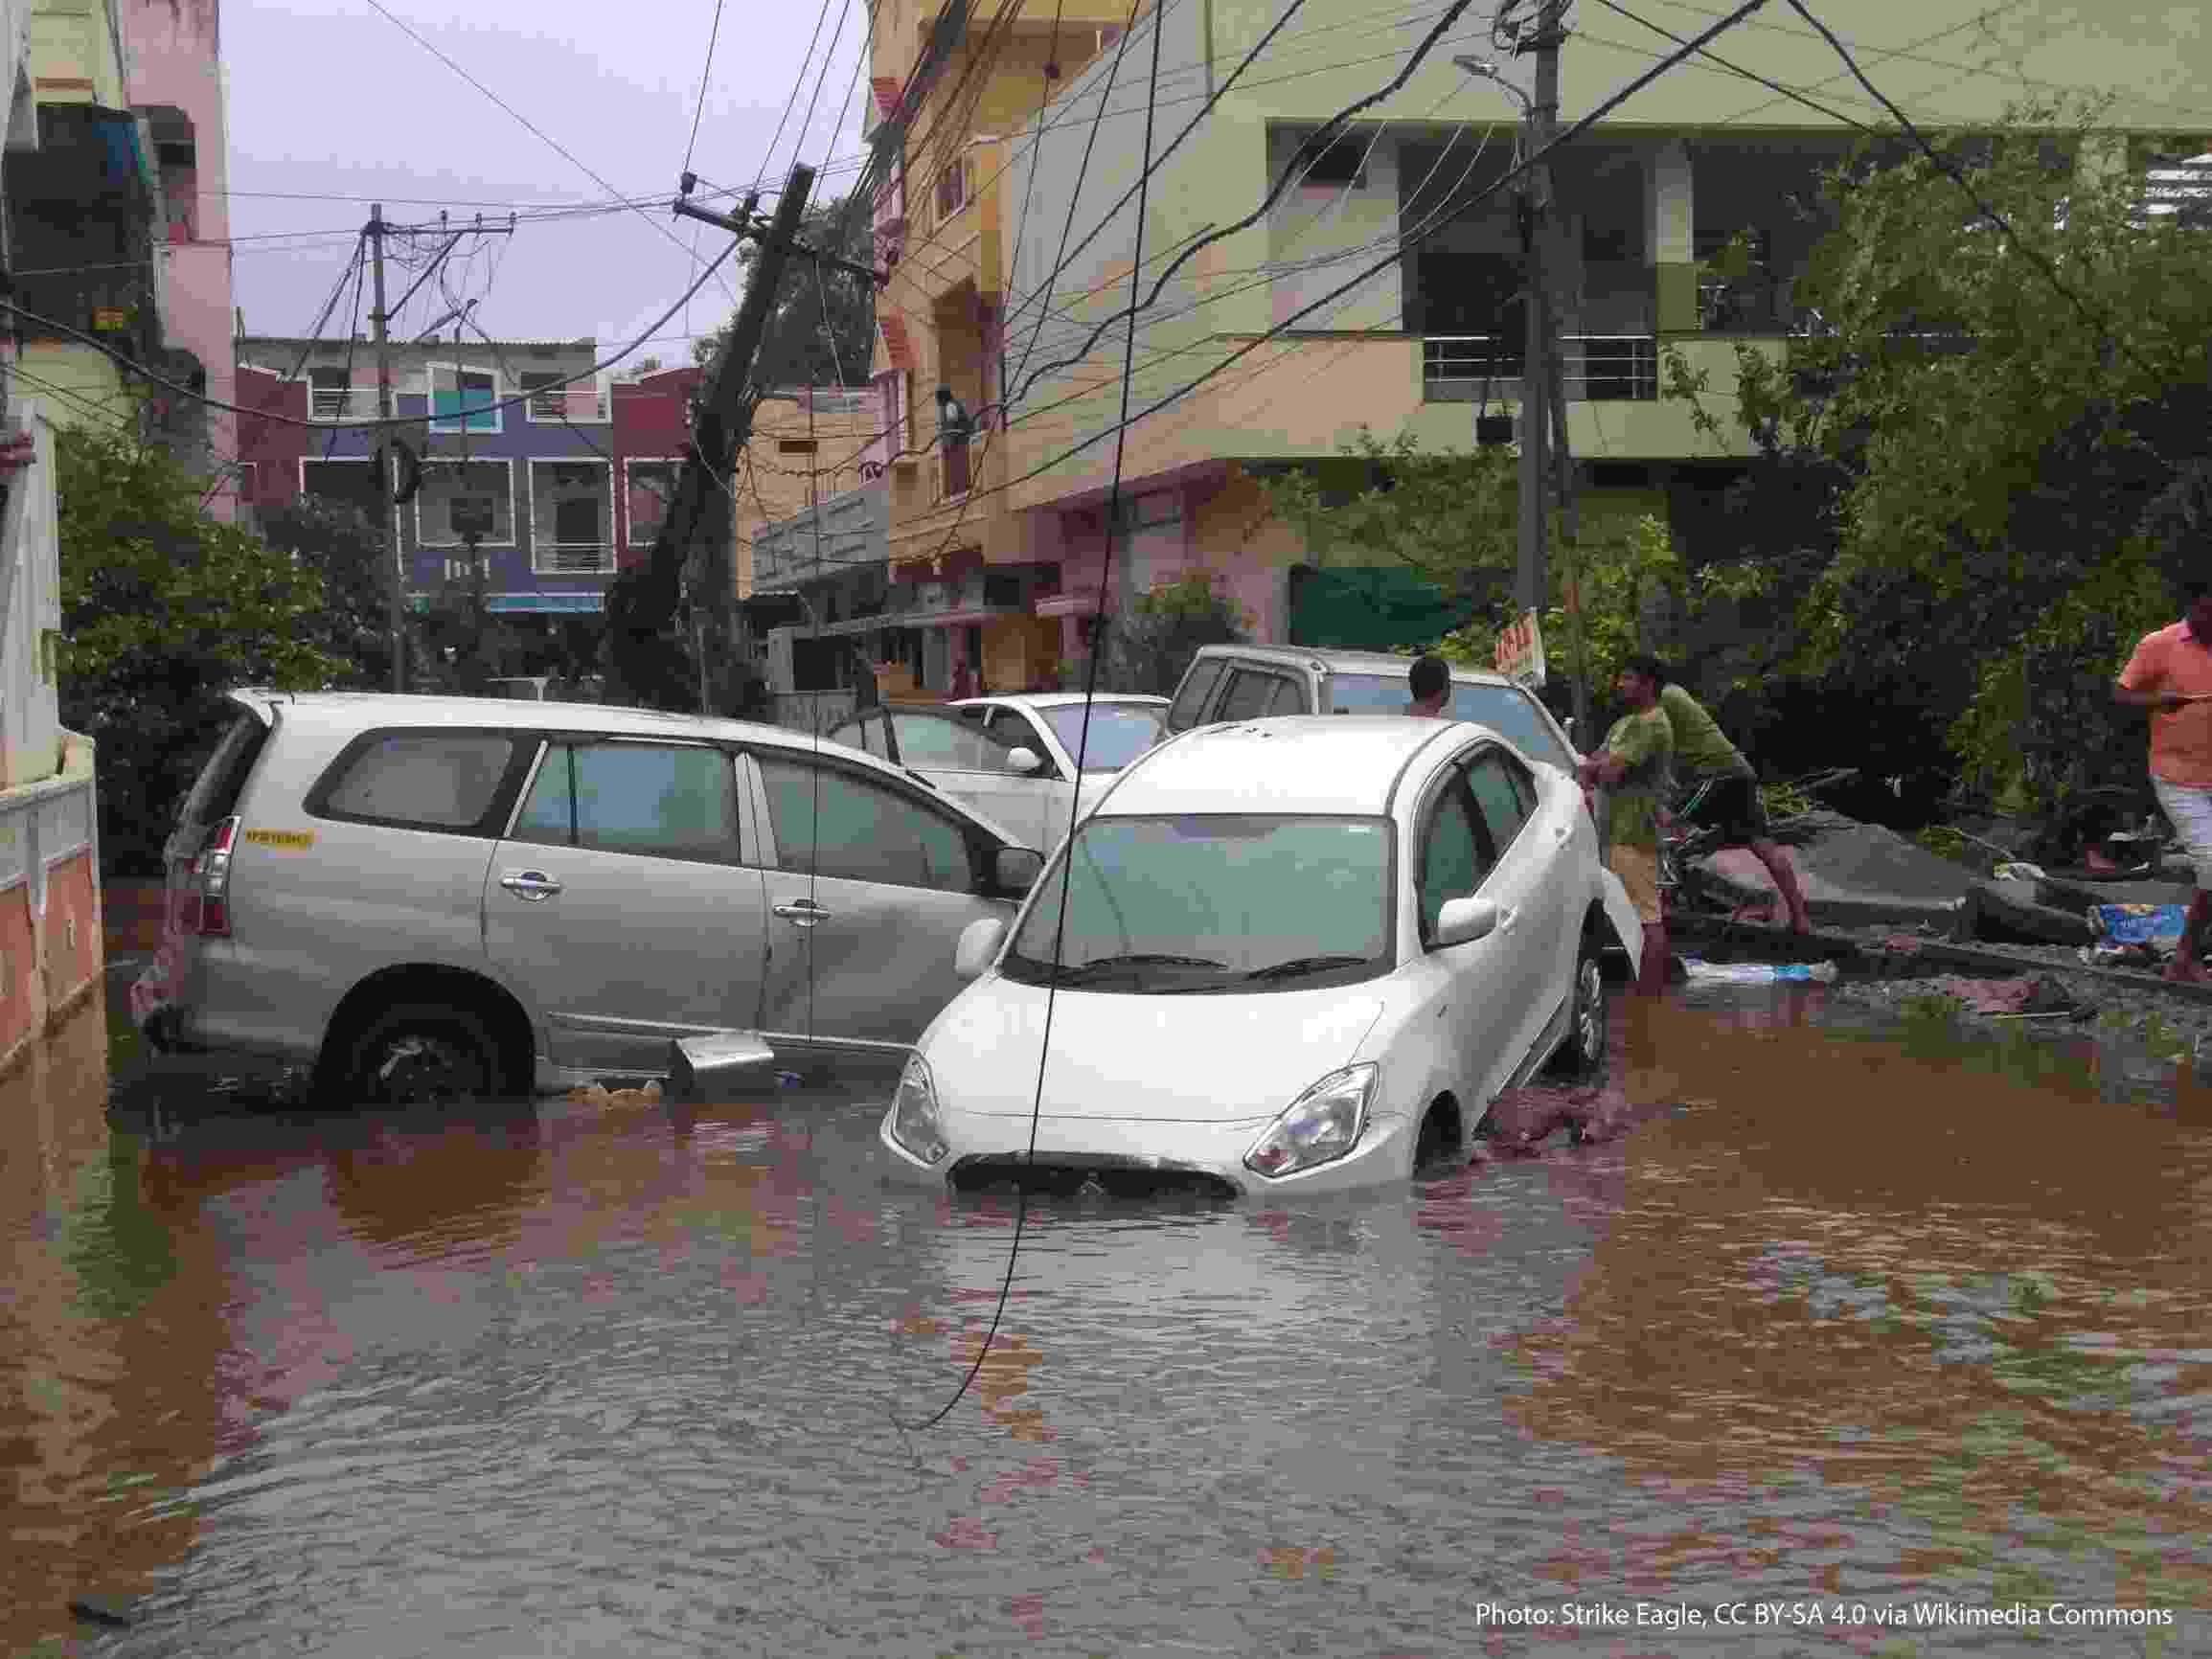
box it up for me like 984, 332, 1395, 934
1546, 936, 1608, 1079
339, 1002, 501, 1106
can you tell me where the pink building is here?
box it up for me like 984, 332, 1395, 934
123, 0, 236, 519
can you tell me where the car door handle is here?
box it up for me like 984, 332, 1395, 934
499, 870, 562, 901
774, 899, 832, 927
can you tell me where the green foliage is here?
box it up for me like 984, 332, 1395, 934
1257, 428, 1517, 598
1106, 572, 1252, 695
57, 423, 348, 873
1674, 98, 2212, 821
254, 497, 395, 689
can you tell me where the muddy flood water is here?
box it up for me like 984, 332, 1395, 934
5, 974, 2211, 1656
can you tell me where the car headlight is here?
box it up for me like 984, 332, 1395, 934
1243, 1063, 1376, 1179
887, 1053, 949, 1165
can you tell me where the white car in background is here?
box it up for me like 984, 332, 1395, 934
827, 693, 1169, 851
879, 715, 1616, 1198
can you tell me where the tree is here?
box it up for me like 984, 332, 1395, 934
1105, 573, 1252, 695
254, 497, 395, 690
1664, 98, 2212, 821
56, 424, 347, 874
692, 192, 876, 388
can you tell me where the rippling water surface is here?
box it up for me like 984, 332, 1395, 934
5, 985, 2210, 1655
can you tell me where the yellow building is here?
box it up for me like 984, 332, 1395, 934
846, 0, 2212, 678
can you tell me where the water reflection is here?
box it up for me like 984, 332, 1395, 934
1, 986, 2206, 1654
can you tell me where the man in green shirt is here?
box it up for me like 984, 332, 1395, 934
1657, 674, 1813, 934
1575, 654, 1675, 994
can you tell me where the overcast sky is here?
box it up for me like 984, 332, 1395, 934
224, 0, 869, 361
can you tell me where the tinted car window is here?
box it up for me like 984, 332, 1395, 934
513, 743, 741, 864
887, 711, 1020, 772
1324, 674, 1573, 768
984, 708, 1042, 756
1418, 782, 1493, 943
1038, 703, 1167, 771
756, 754, 974, 892
1464, 750, 1531, 855
1218, 670, 1302, 722
176, 711, 268, 832
1167, 657, 1226, 732
1004, 815, 1392, 991
315, 733, 517, 830
828, 714, 886, 758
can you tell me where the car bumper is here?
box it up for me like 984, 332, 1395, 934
878, 1103, 1416, 1197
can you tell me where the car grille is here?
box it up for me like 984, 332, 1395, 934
949, 1152, 1240, 1202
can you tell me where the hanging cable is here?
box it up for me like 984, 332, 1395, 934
683, 0, 730, 181
892, 0, 1167, 1440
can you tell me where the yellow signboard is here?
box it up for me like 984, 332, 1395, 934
241, 828, 314, 850
1492, 608, 1546, 687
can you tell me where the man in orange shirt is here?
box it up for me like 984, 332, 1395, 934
2115, 580, 2212, 982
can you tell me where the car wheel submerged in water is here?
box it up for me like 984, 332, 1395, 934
341, 1003, 501, 1105
1547, 933, 1608, 1080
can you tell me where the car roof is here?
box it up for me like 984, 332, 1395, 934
1100, 716, 1469, 817
949, 693, 1170, 710
232, 688, 801, 741
1191, 643, 1524, 688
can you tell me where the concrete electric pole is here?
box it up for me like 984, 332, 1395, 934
1520, 1, 1565, 619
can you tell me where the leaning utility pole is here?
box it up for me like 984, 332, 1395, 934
604, 165, 819, 711
1516, 0, 1566, 618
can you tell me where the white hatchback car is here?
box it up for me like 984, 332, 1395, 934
879, 716, 1615, 1198
827, 693, 1168, 851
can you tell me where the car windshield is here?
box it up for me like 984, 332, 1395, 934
1001, 815, 1393, 993
1326, 673, 1573, 768
1038, 703, 1167, 771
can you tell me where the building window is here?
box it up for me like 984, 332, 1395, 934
307, 366, 354, 420
936, 156, 969, 219
777, 439, 817, 455
300, 458, 381, 519
1294, 135, 1368, 188
521, 369, 605, 422
416, 459, 515, 546
530, 458, 613, 574
626, 459, 678, 546
429, 364, 500, 433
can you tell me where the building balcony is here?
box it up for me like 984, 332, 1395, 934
1422, 334, 1660, 402
533, 542, 616, 576
902, 138, 1002, 306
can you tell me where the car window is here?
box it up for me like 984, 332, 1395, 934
1448, 684, 1574, 769
1418, 779, 1495, 944
1003, 815, 1393, 991
1217, 670, 1302, 722
887, 711, 1022, 773
1464, 749, 1531, 855
827, 715, 885, 759
1166, 657, 1227, 732
313, 732, 520, 831
985, 708, 1040, 756
176, 710, 269, 832
1038, 703, 1166, 771
511, 742, 741, 864
755, 754, 975, 892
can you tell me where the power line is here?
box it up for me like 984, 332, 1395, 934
3, 237, 745, 433
1582, 0, 1872, 128
683, 0, 730, 181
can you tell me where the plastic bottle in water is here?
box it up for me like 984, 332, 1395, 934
1679, 958, 1839, 984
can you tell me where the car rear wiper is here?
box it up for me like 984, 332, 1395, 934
1243, 953, 1375, 983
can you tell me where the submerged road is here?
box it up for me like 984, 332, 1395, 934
4, 967, 2209, 1655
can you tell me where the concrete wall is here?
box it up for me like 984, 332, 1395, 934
123, 0, 234, 518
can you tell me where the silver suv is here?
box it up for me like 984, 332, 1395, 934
1164, 645, 1583, 770
131, 692, 1045, 1102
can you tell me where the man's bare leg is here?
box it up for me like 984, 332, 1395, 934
1748, 837, 1813, 934
1637, 922, 1670, 996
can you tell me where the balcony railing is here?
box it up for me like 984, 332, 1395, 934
525, 386, 611, 423
308, 386, 376, 420
1422, 334, 1658, 402
533, 543, 615, 575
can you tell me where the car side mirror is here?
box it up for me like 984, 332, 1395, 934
1432, 896, 1501, 948
992, 845, 1043, 895
955, 916, 1009, 979
1006, 745, 1045, 775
